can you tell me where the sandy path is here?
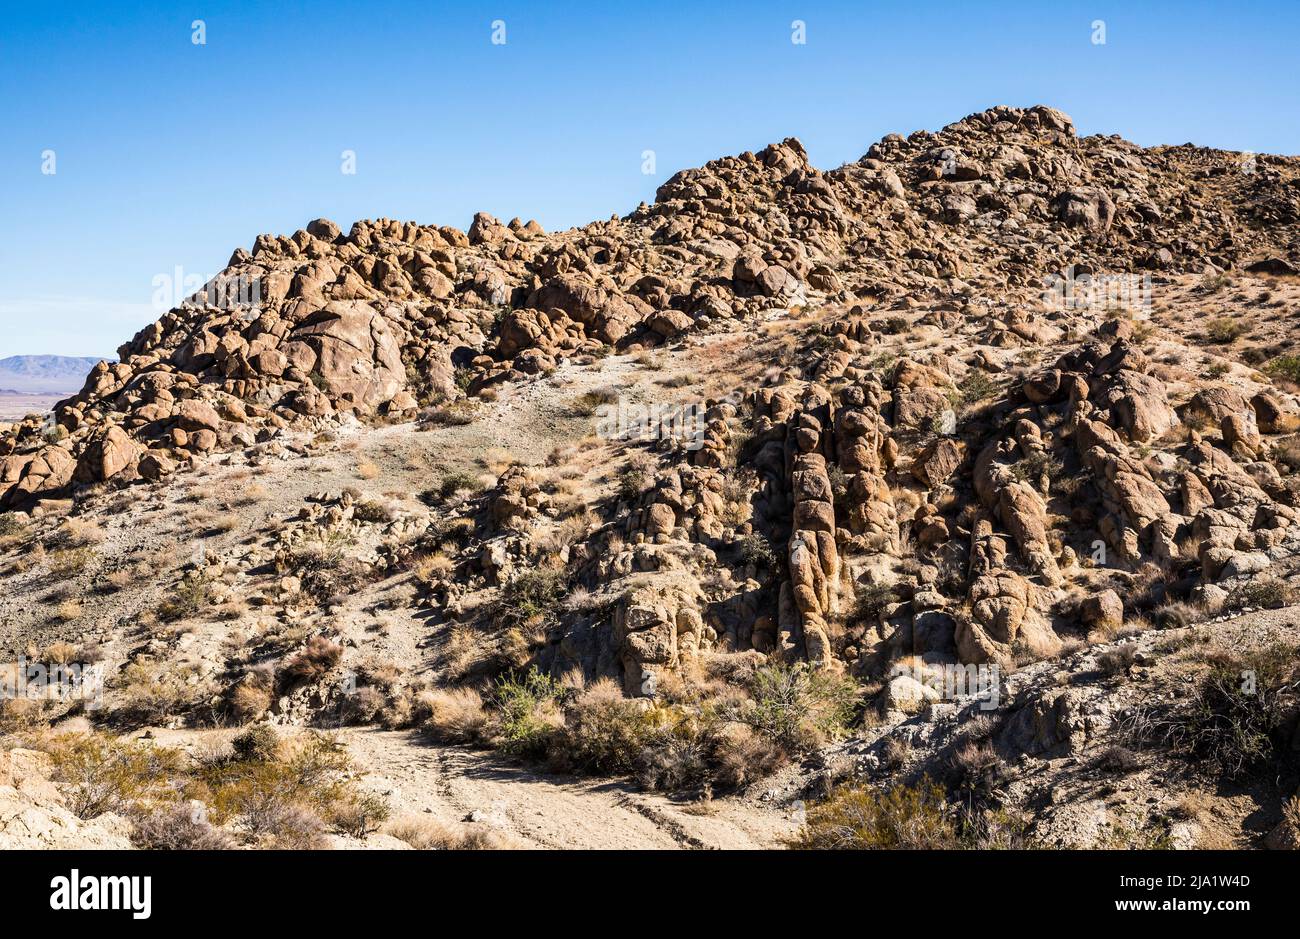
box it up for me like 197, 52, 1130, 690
339, 727, 798, 850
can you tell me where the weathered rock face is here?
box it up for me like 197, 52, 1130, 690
611, 579, 712, 695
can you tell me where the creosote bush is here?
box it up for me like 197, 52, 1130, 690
789, 778, 959, 849
735, 662, 860, 752
1125, 643, 1300, 781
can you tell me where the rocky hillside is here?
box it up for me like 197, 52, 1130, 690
2, 105, 1300, 850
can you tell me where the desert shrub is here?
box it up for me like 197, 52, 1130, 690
1152, 601, 1203, 630
421, 399, 477, 426
571, 386, 619, 416
0, 697, 49, 734
849, 581, 897, 623
278, 637, 343, 688
287, 543, 373, 607
633, 716, 716, 792
201, 732, 351, 847
0, 514, 25, 539
736, 663, 860, 754
1126, 643, 1300, 780
1012, 451, 1064, 487
47, 546, 93, 577
735, 532, 778, 572
548, 678, 650, 774
1096, 745, 1141, 774
226, 672, 273, 723
130, 802, 236, 850
1206, 317, 1248, 344
423, 688, 491, 744
353, 499, 395, 523
790, 778, 961, 849
1224, 579, 1296, 612
47, 734, 185, 820
491, 668, 563, 758
231, 725, 281, 763
497, 567, 569, 628
157, 575, 212, 622
617, 453, 657, 503
949, 371, 998, 410
115, 661, 200, 725
327, 791, 391, 838
421, 471, 480, 505
340, 685, 386, 724
1264, 356, 1300, 385
947, 739, 1003, 798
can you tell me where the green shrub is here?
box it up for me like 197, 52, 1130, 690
1264, 356, 1300, 384
47, 734, 186, 820
789, 778, 961, 849
157, 575, 212, 622
949, 371, 998, 410
422, 471, 480, 504
231, 725, 281, 763
491, 668, 563, 758
1206, 317, 1249, 344
849, 581, 897, 623
736, 533, 778, 572
498, 568, 569, 627
737, 663, 860, 753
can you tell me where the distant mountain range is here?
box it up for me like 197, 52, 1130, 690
0, 355, 109, 394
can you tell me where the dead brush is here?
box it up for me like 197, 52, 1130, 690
278, 637, 343, 689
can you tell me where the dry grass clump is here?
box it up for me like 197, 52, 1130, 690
571, 385, 620, 417
52, 599, 83, 623
356, 460, 381, 480
422, 688, 491, 744
278, 637, 343, 688
59, 518, 104, 547
385, 816, 508, 850
226, 668, 275, 723
47, 546, 93, 577
419, 399, 477, 427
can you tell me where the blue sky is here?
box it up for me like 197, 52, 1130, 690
1, 0, 1296, 357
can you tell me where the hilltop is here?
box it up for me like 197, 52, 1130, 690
2, 105, 1299, 851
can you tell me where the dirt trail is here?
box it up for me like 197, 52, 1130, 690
339, 727, 800, 850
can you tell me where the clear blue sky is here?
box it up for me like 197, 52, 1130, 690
1, 0, 1296, 357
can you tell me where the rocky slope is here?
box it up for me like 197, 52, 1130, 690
2, 105, 1300, 849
